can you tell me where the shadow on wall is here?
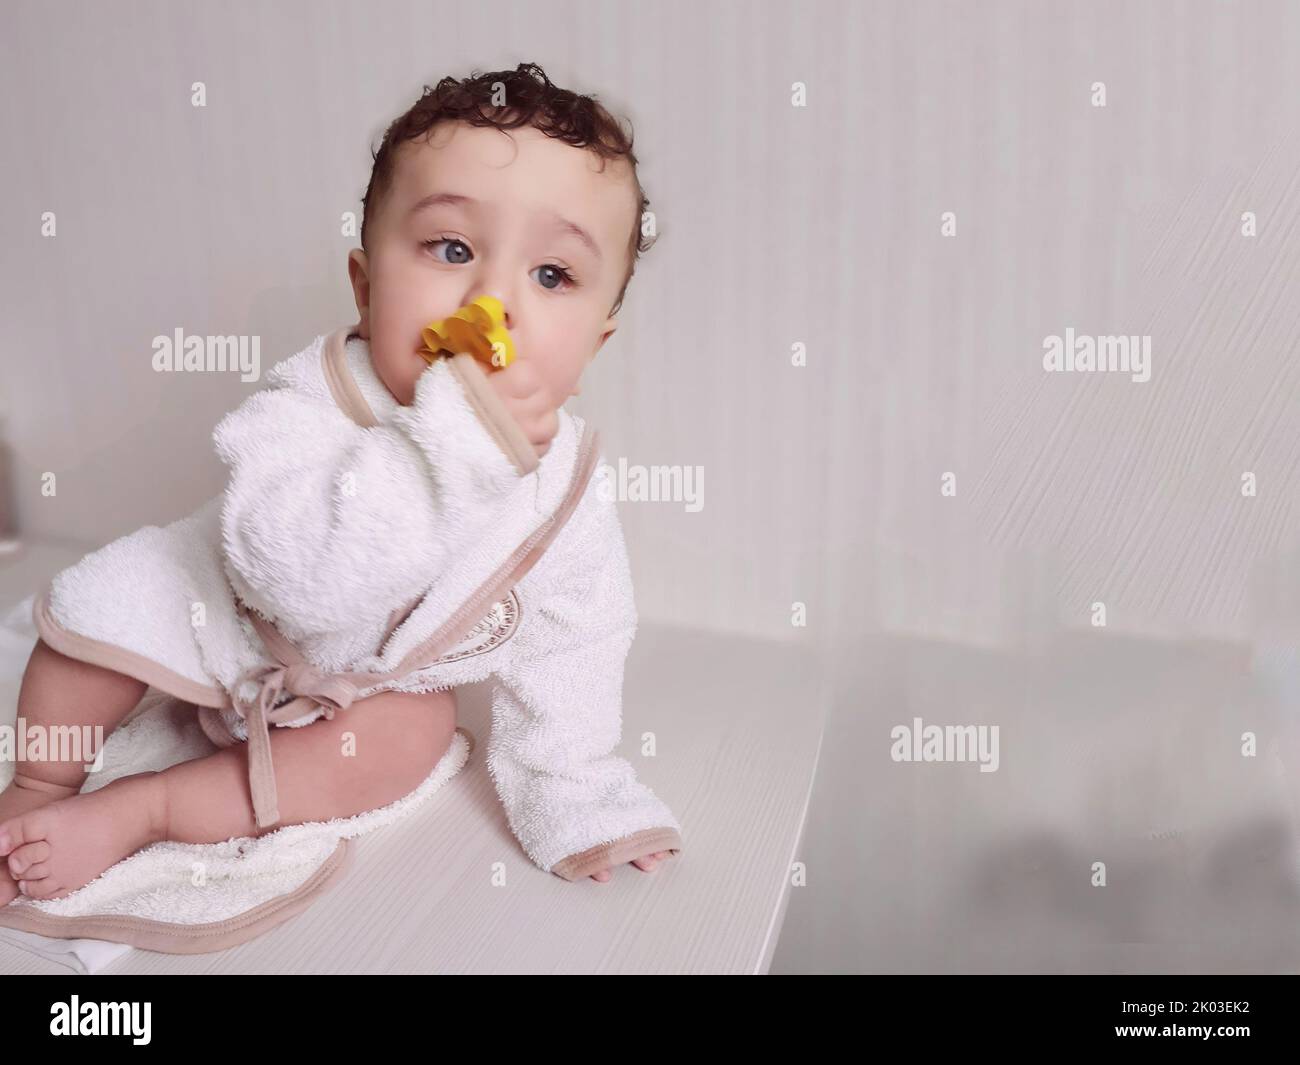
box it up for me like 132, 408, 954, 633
775, 623, 1300, 973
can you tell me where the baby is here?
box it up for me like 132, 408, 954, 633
0, 63, 682, 904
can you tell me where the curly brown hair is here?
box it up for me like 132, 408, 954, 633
360, 62, 654, 317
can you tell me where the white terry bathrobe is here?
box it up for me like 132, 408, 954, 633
31, 326, 683, 882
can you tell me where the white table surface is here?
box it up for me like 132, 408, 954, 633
0, 540, 825, 974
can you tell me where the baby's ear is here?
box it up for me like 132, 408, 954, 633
347, 249, 372, 338
347, 247, 368, 282
593, 321, 617, 360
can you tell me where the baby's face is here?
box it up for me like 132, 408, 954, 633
348, 121, 639, 408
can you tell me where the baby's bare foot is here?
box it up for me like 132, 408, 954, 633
0, 772, 167, 902
0, 777, 82, 906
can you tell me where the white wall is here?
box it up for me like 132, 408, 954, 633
5, 1, 1299, 652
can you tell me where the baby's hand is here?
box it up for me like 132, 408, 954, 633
589, 850, 674, 883
486, 358, 559, 459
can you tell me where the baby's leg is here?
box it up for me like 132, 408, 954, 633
161, 686, 458, 842
0, 639, 147, 903
0, 688, 457, 902
8, 638, 148, 789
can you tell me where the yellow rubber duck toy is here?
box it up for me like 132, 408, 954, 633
419, 296, 516, 370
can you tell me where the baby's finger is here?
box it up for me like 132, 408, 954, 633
590, 868, 612, 882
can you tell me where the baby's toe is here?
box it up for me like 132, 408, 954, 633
0, 810, 50, 857
18, 876, 63, 900
7, 840, 51, 877
13, 859, 51, 882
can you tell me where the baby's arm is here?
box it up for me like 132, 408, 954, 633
485, 466, 684, 881
213, 352, 526, 635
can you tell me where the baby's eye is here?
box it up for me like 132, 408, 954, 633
423, 238, 472, 264
532, 264, 577, 291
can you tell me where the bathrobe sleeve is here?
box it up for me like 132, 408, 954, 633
485, 469, 684, 881
212, 355, 526, 636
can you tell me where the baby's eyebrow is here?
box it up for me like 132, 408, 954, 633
408, 191, 478, 217
543, 210, 603, 264
409, 191, 603, 264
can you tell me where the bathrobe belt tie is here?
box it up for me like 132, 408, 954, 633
221, 420, 601, 832
232, 602, 399, 830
